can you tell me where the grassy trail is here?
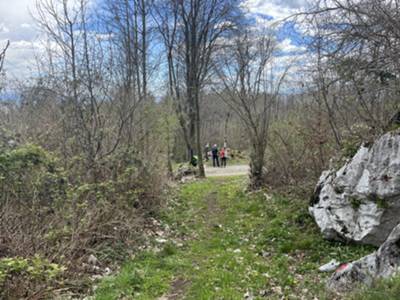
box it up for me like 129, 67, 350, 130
95, 177, 373, 300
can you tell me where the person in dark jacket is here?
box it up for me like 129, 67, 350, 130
211, 144, 220, 167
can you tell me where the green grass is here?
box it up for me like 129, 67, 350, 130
94, 177, 375, 299
349, 276, 400, 300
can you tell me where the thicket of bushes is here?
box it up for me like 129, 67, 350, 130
263, 100, 396, 195
0, 143, 166, 298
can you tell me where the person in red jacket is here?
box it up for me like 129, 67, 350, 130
220, 147, 227, 168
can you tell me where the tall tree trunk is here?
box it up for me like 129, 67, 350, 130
186, 76, 196, 162
165, 114, 173, 179
249, 139, 265, 189
195, 91, 205, 177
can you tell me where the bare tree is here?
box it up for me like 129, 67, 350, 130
0, 40, 9, 74
34, 0, 123, 180
153, 0, 238, 177
215, 29, 289, 189
152, 0, 190, 161
0, 40, 10, 93
102, 0, 157, 157
304, 0, 400, 137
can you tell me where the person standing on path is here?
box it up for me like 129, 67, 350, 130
220, 147, 227, 167
211, 144, 220, 167
204, 143, 210, 161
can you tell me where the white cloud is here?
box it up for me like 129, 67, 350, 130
0, 0, 38, 77
0, 39, 39, 78
244, 0, 308, 20
0, 0, 97, 78
95, 33, 114, 41
20, 23, 32, 29
11, 40, 33, 49
1, 0, 310, 80
241, 0, 310, 89
0, 23, 10, 33
277, 38, 306, 53
0, 0, 35, 25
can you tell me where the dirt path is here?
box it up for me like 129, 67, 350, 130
95, 177, 374, 299
205, 164, 249, 177
158, 189, 221, 300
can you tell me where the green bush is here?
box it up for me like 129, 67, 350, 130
0, 256, 65, 282
0, 143, 165, 298
0, 256, 65, 298
0, 144, 66, 206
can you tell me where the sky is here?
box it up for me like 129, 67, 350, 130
0, 0, 309, 80
0, 0, 38, 78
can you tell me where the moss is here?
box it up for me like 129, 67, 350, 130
349, 196, 362, 209
368, 193, 388, 209
376, 198, 388, 209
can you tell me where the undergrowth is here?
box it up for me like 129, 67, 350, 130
0, 143, 166, 298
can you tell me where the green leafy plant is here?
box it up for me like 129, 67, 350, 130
0, 256, 65, 295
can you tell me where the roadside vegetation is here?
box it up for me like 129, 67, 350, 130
0, 143, 166, 299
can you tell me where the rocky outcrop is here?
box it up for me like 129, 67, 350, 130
309, 129, 400, 246
327, 223, 400, 292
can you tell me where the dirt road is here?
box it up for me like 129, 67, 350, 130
205, 164, 249, 177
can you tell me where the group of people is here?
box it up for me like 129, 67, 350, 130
204, 141, 229, 168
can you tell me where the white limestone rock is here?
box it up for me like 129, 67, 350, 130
309, 130, 400, 246
327, 223, 400, 292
